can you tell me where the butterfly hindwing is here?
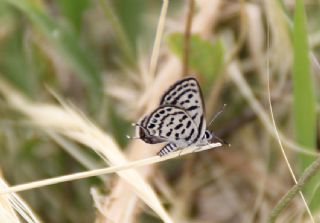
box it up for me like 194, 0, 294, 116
141, 105, 199, 147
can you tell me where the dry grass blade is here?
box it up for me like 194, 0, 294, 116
148, 0, 168, 79
0, 78, 173, 223
1, 143, 222, 194
0, 178, 40, 223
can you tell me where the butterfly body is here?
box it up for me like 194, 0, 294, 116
134, 77, 213, 156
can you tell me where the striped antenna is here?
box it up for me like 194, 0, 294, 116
207, 104, 227, 128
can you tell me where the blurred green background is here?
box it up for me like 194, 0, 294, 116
0, 0, 320, 223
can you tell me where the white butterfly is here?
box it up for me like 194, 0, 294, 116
129, 77, 222, 156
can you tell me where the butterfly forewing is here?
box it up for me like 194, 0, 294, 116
159, 77, 206, 143
142, 105, 199, 147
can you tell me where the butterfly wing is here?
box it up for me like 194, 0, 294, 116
159, 77, 206, 143
142, 105, 199, 147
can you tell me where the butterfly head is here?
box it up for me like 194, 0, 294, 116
131, 123, 166, 144
138, 126, 156, 144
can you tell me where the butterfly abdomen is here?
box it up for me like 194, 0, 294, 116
157, 143, 177, 156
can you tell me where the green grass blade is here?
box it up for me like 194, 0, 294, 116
98, 0, 136, 67
292, 0, 318, 210
56, 0, 90, 32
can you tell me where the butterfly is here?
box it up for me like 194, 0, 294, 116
129, 77, 223, 156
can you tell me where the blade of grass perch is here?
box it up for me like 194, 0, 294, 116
0, 143, 222, 195
292, 0, 318, 210
4, 0, 102, 111
0, 78, 174, 223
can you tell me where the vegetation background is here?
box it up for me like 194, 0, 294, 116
0, 0, 319, 222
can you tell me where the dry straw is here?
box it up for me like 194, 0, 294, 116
1, 143, 222, 195
0, 178, 40, 223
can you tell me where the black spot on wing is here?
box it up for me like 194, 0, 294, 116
193, 114, 204, 143
186, 105, 199, 111
175, 123, 183, 130
171, 89, 197, 106
186, 128, 195, 142
166, 130, 172, 137
181, 100, 190, 105
191, 113, 198, 120
179, 115, 188, 122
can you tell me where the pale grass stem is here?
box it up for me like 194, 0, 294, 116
0, 143, 222, 195
148, 0, 168, 78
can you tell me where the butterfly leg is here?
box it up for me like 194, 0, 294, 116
157, 143, 177, 157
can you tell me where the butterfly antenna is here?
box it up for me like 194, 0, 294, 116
208, 104, 227, 128
131, 123, 146, 130
126, 135, 140, 139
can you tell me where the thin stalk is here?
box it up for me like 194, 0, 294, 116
0, 143, 222, 194
268, 156, 320, 223
148, 0, 169, 78
182, 0, 195, 75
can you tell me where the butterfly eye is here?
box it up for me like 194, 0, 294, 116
204, 130, 212, 140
